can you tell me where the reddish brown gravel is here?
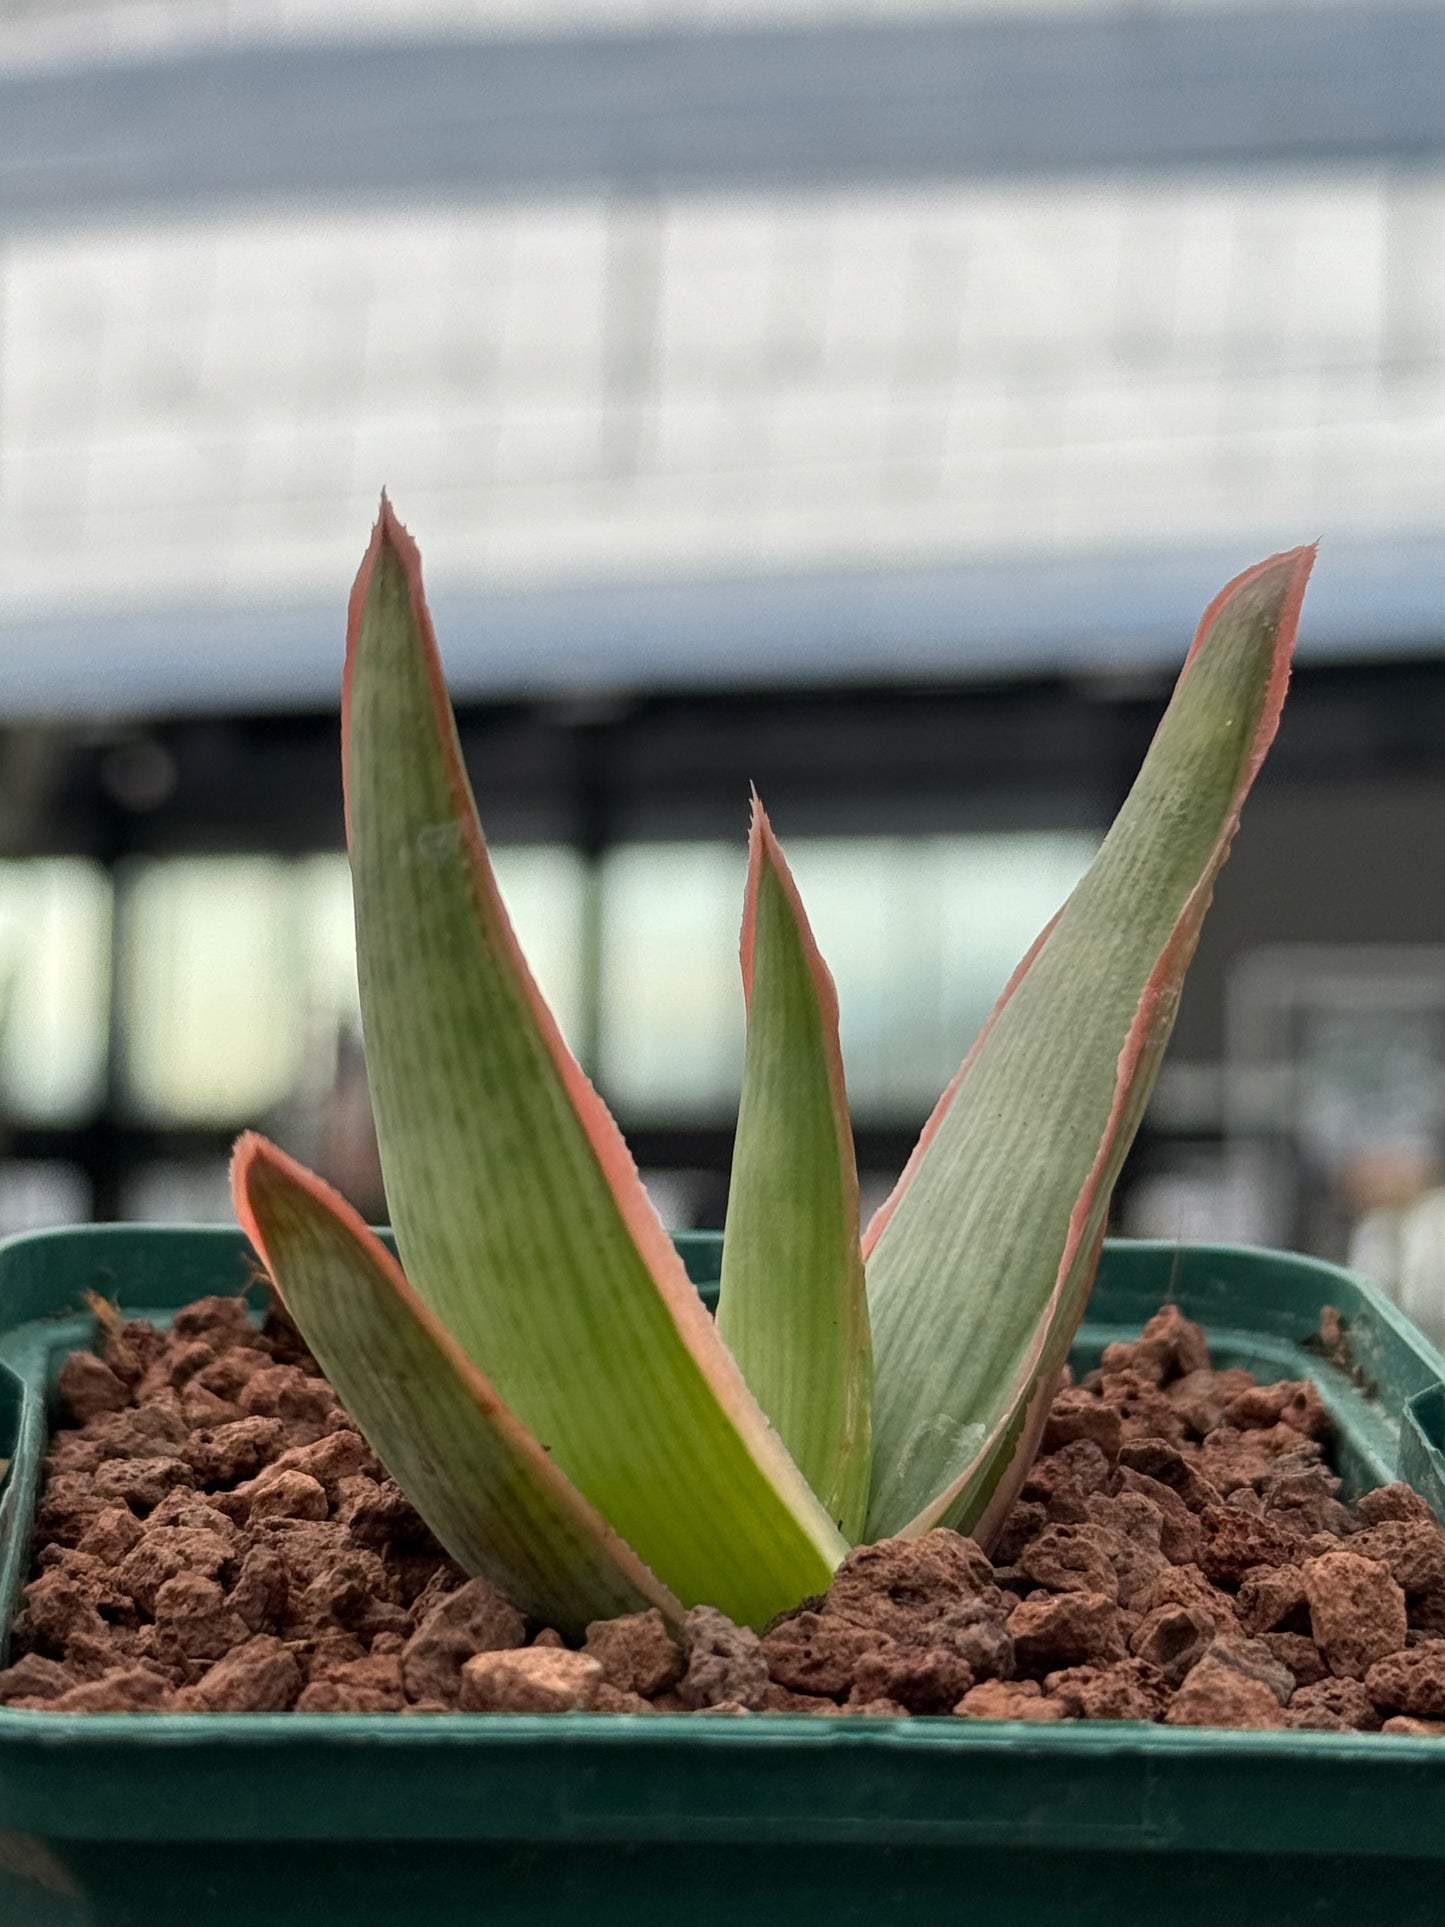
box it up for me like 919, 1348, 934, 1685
6, 1291, 1445, 1730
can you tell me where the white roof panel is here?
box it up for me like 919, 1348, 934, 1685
1, 156, 1443, 708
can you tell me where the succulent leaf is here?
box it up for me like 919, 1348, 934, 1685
715, 796, 872, 1540
862, 546, 1315, 1542
231, 1133, 681, 1637
343, 502, 845, 1627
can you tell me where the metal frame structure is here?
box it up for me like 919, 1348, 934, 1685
3, 6, 1445, 1224
2, 7, 1445, 715
5, 8, 1445, 225
2, 649, 1445, 1217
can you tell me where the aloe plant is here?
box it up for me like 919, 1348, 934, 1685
233, 503, 1313, 1636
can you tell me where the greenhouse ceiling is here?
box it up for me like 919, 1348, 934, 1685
1, 1, 1443, 715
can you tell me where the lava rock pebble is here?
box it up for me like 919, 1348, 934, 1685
14, 1288, 1445, 1732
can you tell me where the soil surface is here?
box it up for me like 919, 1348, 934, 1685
5, 1291, 1445, 1730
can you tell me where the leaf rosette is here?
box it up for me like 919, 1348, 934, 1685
235, 505, 1314, 1632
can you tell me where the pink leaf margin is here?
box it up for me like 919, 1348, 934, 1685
741, 790, 863, 1235
340, 500, 826, 1511
874, 544, 1316, 1538
231, 1129, 682, 1618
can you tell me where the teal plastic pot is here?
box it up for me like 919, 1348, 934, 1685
1, 1227, 1445, 1927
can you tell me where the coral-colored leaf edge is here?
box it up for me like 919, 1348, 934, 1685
742, 792, 861, 1227
230, 1130, 682, 1616
886, 543, 1316, 1533
342, 502, 841, 1549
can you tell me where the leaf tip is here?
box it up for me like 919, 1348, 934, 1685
740, 789, 766, 1006
230, 1129, 279, 1271
748, 789, 799, 898
741, 789, 792, 1006
375, 490, 421, 570
347, 494, 425, 653
1185, 542, 1317, 677
342, 495, 442, 844
748, 788, 780, 856
231, 1131, 390, 1285
1271, 540, 1318, 619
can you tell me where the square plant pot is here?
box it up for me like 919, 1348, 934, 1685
1, 1225, 1445, 1927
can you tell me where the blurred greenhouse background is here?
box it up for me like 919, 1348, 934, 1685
3, 0, 1445, 1274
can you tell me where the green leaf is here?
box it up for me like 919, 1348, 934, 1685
862, 546, 1316, 1541
232, 1133, 681, 1638
343, 501, 845, 1628
715, 797, 872, 1540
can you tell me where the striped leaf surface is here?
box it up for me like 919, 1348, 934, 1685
716, 799, 872, 1540
343, 504, 845, 1627
862, 547, 1315, 1542
232, 1134, 680, 1637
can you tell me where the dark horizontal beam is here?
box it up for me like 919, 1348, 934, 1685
2, 7, 1444, 228
5, 1120, 924, 1182
19, 650, 1445, 863
4, 531, 1444, 721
